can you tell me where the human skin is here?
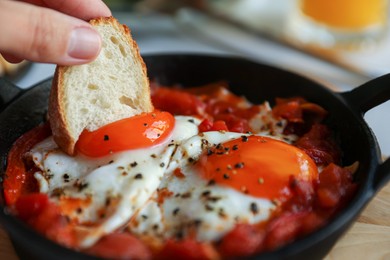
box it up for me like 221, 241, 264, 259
0, 0, 111, 65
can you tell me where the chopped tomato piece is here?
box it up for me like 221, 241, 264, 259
152, 87, 206, 116
286, 175, 315, 210
265, 211, 310, 251
3, 123, 51, 205
14, 193, 49, 221
19, 197, 76, 248
300, 102, 328, 120
211, 120, 229, 131
158, 239, 218, 260
215, 114, 250, 133
184, 82, 236, 101
273, 98, 303, 122
199, 119, 213, 132
300, 212, 326, 235
316, 163, 357, 208
205, 100, 235, 117
317, 188, 340, 208
84, 233, 152, 260
273, 97, 327, 123
198, 119, 231, 132
296, 124, 341, 165
219, 224, 265, 258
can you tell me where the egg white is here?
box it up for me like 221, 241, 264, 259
29, 105, 298, 247
30, 116, 200, 247
128, 132, 276, 242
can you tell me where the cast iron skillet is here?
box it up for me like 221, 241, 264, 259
1, 54, 390, 260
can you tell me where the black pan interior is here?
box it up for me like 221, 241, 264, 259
0, 54, 379, 260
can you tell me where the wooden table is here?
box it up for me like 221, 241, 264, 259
1, 182, 390, 259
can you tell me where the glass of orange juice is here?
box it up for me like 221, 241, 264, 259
286, 0, 389, 49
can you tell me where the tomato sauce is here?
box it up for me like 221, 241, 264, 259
3, 82, 357, 259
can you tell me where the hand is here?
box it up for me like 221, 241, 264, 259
0, 0, 111, 65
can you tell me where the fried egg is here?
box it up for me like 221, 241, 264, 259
31, 114, 199, 248
128, 131, 318, 242
29, 102, 318, 248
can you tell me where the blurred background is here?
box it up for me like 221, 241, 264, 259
1, 0, 390, 155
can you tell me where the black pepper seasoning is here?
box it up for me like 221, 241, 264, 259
207, 196, 221, 202
134, 173, 143, 179
250, 202, 258, 214
193, 219, 202, 226
173, 208, 180, 216
130, 162, 138, 167
63, 173, 70, 182
207, 179, 216, 186
181, 192, 192, 199
218, 208, 227, 218
241, 135, 249, 142
79, 183, 88, 191
201, 190, 211, 197
234, 162, 245, 169
205, 204, 214, 211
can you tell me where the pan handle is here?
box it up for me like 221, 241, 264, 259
373, 158, 390, 192
341, 73, 390, 114
0, 77, 23, 111
341, 73, 390, 192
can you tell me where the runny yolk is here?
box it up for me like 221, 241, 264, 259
198, 136, 318, 201
76, 111, 175, 157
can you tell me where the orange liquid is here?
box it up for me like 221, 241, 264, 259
301, 0, 387, 29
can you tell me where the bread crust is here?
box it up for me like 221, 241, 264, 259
49, 66, 74, 154
49, 16, 152, 155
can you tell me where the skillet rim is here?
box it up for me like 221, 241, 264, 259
0, 53, 383, 259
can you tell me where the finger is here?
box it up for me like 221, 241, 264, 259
0, 1, 102, 65
24, 0, 112, 20
1, 53, 24, 64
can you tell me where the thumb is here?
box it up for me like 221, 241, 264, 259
0, 1, 102, 65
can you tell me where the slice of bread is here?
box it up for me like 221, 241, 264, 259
49, 16, 153, 155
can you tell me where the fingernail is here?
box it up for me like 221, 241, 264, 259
67, 27, 101, 60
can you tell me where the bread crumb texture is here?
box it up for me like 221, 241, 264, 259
62, 17, 151, 136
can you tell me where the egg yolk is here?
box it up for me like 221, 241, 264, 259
76, 111, 175, 157
198, 136, 318, 201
